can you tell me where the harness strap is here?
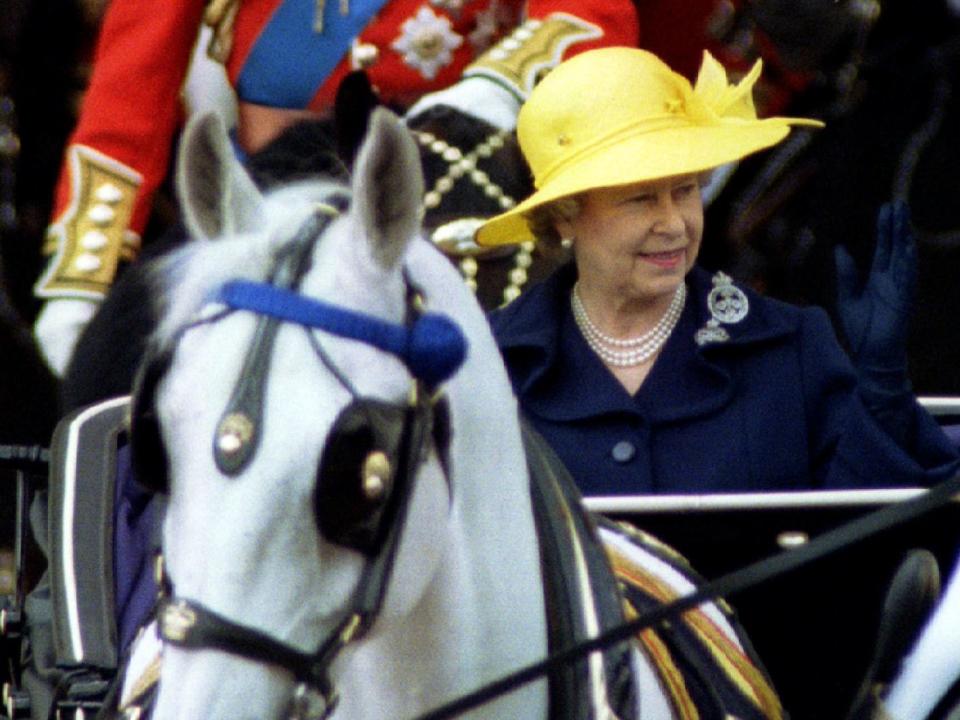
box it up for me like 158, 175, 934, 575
212, 209, 334, 476
156, 385, 437, 712
411, 469, 960, 720
158, 598, 338, 689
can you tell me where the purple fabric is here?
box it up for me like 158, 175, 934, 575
113, 443, 160, 654
942, 424, 960, 448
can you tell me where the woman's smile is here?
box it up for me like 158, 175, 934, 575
637, 247, 686, 268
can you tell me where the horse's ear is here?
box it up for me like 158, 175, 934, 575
351, 107, 424, 269
334, 70, 381, 171
176, 112, 266, 241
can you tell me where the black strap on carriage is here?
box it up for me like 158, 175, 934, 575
524, 421, 638, 719
6, 396, 143, 720
47, 397, 131, 673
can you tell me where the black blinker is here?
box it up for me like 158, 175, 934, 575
315, 400, 407, 554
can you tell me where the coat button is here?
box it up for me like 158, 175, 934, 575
611, 440, 636, 463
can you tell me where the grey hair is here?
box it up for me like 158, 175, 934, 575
523, 171, 714, 248
523, 195, 582, 249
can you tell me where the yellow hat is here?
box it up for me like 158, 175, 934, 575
475, 47, 822, 247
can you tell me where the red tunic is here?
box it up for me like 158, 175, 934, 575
38, 0, 726, 299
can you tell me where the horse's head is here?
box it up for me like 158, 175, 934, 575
129, 107, 513, 719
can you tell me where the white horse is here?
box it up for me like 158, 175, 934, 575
112, 107, 780, 720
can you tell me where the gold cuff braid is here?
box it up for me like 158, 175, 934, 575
35, 145, 141, 300
463, 13, 602, 101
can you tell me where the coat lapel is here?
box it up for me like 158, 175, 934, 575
493, 265, 797, 426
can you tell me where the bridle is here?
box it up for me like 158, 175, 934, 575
132, 199, 466, 720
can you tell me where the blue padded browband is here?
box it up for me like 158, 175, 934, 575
215, 279, 468, 386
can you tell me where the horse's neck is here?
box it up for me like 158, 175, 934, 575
333, 413, 549, 718
336, 517, 546, 717
336, 241, 550, 717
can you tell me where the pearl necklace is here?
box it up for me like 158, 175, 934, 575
571, 282, 686, 367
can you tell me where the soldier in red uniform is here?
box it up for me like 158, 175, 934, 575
36, 0, 739, 377
32, 0, 657, 375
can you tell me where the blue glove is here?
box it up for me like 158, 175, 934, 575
835, 201, 917, 443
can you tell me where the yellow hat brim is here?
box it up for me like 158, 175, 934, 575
476, 118, 802, 247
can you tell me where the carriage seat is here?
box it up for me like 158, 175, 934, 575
18, 396, 159, 720
46, 395, 159, 673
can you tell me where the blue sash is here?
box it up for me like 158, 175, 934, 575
236, 0, 389, 109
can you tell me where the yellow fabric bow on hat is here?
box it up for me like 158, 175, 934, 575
692, 52, 763, 122
689, 51, 822, 128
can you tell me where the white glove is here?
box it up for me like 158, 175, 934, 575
405, 76, 521, 131
33, 298, 101, 377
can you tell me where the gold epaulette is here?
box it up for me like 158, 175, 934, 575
463, 13, 602, 101
35, 145, 142, 300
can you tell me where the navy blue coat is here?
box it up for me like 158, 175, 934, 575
490, 263, 960, 495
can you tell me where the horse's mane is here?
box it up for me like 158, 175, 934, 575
149, 177, 350, 351
244, 117, 349, 189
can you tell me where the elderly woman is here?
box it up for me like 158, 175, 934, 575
478, 47, 959, 495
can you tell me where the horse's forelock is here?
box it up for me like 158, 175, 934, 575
151, 179, 350, 349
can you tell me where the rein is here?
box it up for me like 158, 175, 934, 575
410, 467, 960, 720
152, 205, 466, 720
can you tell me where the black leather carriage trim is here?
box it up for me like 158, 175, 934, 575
48, 395, 131, 670
523, 420, 637, 720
